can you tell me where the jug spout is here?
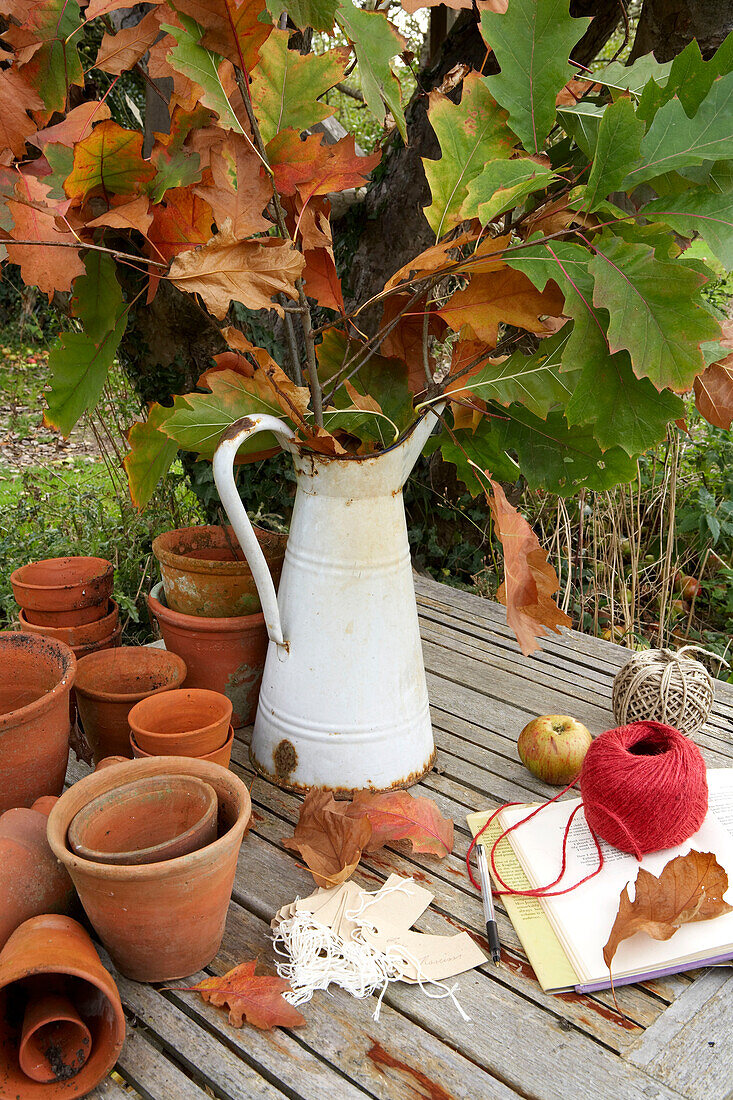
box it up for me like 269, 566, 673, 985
399, 403, 444, 483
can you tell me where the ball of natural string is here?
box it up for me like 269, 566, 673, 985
612, 646, 718, 737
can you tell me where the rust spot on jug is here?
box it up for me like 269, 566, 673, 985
273, 739, 298, 782
367, 1040, 454, 1100
221, 416, 256, 441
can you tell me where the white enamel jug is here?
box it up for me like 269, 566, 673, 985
212, 410, 440, 792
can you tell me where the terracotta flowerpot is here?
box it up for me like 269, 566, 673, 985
24, 603, 107, 628
130, 726, 234, 768
48, 757, 251, 981
0, 633, 75, 813
67, 774, 218, 865
129, 688, 232, 757
72, 621, 123, 660
0, 914, 125, 1097
30, 795, 59, 817
148, 583, 267, 728
94, 757, 128, 772
152, 524, 286, 618
0, 806, 75, 950
19, 994, 92, 1082
74, 646, 187, 764
19, 600, 119, 647
11, 557, 113, 616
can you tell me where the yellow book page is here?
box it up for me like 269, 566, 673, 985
467, 808, 578, 993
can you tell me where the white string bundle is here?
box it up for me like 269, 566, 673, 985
272, 880, 470, 1021
612, 645, 727, 735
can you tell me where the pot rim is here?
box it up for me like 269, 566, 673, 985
129, 688, 233, 743
10, 557, 113, 597
72, 621, 123, 658
0, 632, 76, 731
152, 524, 285, 577
19, 599, 119, 640
148, 582, 266, 631
47, 757, 250, 880
130, 726, 235, 761
73, 646, 188, 704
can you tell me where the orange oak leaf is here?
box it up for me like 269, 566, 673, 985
302, 248, 344, 313
347, 790, 454, 857
379, 294, 448, 393
176, 0, 272, 72
148, 32, 204, 115
85, 0, 164, 19
0, 67, 44, 157
694, 353, 733, 430
486, 478, 571, 656
383, 229, 494, 293
168, 222, 304, 319
193, 135, 271, 236
282, 789, 372, 888
64, 120, 156, 204
6, 175, 84, 295
148, 188, 214, 262
174, 961, 305, 1029
95, 9, 162, 75
268, 131, 380, 205
298, 136, 381, 205
296, 197, 333, 252
438, 268, 564, 346
30, 100, 112, 149
603, 851, 733, 969
555, 78, 602, 106
87, 194, 153, 235
267, 130, 328, 197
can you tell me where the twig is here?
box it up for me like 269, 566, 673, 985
297, 278, 323, 427
5, 239, 168, 267
336, 82, 365, 102
422, 303, 432, 386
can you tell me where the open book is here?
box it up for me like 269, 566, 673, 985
467, 769, 733, 993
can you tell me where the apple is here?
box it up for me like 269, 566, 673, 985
517, 715, 593, 786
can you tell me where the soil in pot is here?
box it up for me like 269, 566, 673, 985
148, 583, 267, 728
0, 914, 125, 1098
153, 524, 286, 618
0, 806, 76, 950
19, 600, 119, 648
0, 632, 76, 813
11, 558, 113, 615
130, 726, 234, 768
67, 774, 218, 865
47, 757, 251, 981
74, 647, 187, 764
129, 688, 232, 756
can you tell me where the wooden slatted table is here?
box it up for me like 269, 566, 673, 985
75, 573, 733, 1100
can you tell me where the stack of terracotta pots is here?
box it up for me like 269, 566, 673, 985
149, 525, 286, 728
129, 688, 234, 766
12, 556, 120, 659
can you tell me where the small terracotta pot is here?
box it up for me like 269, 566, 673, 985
129, 688, 232, 757
0, 806, 75, 950
19, 994, 92, 1082
148, 583, 267, 728
11, 557, 113, 615
67, 774, 218, 865
48, 758, 251, 981
24, 603, 107, 628
19, 600, 119, 647
153, 524, 286, 618
74, 646, 187, 764
30, 796, 58, 817
130, 726, 234, 768
0, 915, 125, 1098
72, 621, 123, 660
0, 633, 75, 813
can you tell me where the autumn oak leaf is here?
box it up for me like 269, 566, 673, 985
346, 790, 454, 857
603, 850, 733, 969
64, 120, 156, 204
175, 961, 305, 1029
282, 789, 372, 888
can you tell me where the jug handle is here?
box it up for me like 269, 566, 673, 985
213, 415, 296, 648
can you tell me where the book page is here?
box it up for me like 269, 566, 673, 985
500, 789, 733, 984
707, 769, 733, 835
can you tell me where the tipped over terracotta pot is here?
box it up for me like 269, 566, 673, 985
0, 914, 125, 1098
74, 646, 187, 764
129, 688, 232, 756
47, 757, 251, 981
0, 804, 75, 950
0, 632, 75, 812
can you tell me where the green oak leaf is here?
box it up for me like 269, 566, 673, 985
480, 0, 590, 154
43, 144, 75, 202
557, 102, 605, 158
162, 370, 283, 457
267, 0, 338, 31
642, 189, 733, 270
124, 404, 179, 509
424, 419, 519, 495
147, 146, 202, 203
163, 16, 245, 134
18, 0, 84, 112
462, 160, 557, 224
451, 326, 577, 419
250, 28, 346, 143
594, 54, 672, 98
423, 72, 515, 237
45, 253, 127, 435
623, 70, 733, 190
336, 0, 406, 142
589, 231, 720, 392
583, 96, 645, 211
638, 33, 733, 123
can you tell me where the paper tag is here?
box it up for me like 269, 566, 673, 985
363, 926, 487, 982
351, 874, 434, 935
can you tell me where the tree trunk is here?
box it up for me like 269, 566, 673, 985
630, 0, 733, 61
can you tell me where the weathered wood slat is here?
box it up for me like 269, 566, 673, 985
87, 1075, 139, 1099
115, 1027, 211, 1100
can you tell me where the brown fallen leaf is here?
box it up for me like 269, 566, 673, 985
694, 353, 733, 430
347, 790, 454, 857
282, 789, 372, 888
172, 961, 305, 1029
603, 850, 733, 969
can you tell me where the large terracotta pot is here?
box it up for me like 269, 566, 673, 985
129, 688, 232, 756
130, 726, 234, 768
152, 524, 286, 618
47, 757, 251, 981
74, 646, 187, 764
19, 600, 119, 647
67, 774, 218, 865
148, 583, 267, 728
0, 914, 125, 1098
0, 633, 75, 812
11, 557, 113, 616
0, 804, 75, 950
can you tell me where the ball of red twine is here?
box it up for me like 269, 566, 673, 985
579, 721, 708, 860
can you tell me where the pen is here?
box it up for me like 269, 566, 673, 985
477, 844, 502, 964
